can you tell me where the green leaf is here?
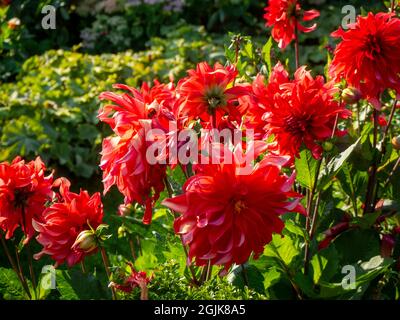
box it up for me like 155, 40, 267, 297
77, 124, 99, 141
295, 149, 319, 189
264, 234, 300, 268
318, 256, 393, 299
263, 267, 281, 290
0, 268, 26, 300
56, 270, 109, 300
310, 246, 340, 284
318, 137, 361, 191
261, 37, 273, 74
227, 264, 265, 294
333, 229, 380, 265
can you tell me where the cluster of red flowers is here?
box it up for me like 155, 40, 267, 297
99, 51, 348, 268
3, 1, 397, 276
0, 157, 104, 267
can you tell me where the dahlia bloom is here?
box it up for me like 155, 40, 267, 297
329, 13, 400, 108
242, 63, 290, 140
162, 148, 305, 269
33, 178, 104, 267
99, 82, 178, 224
264, 64, 350, 159
263, 0, 320, 49
176, 62, 249, 126
0, 157, 53, 243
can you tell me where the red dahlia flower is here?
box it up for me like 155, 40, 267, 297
162, 149, 305, 269
110, 263, 151, 294
0, 157, 53, 243
33, 178, 103, 267
176, 62, 249, 126
329, 13, 400, 108
99, 82, 178, 224
264, 65, 350, 159
242, 63, 290, 140
263, 0, 320, 49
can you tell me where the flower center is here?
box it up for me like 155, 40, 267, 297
204, 86, 227, 114
365, 34, 381, 59
13, 189, 31, 208
234, 200, 246, 214
284, 114, 311, 136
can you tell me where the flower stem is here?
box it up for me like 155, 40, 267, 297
294, 23, 300, 69
381, 99, 397, 156
384, 156, 400, 187
164, 176, 199, 286
390, 0, 396, 12
0, 234, 31, 299
80, 261, 87, 274
25, 241, 37, 292
304, 158, 322, 275
128, 238, 137, 261
100, 247, 117, 300
364, 109, 380, 214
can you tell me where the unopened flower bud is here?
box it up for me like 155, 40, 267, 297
118, 225, 127, 238
72, 230, 98, 253
322, 141, 334, 152
342, 87, 362, 104
392, 136, 400, 150
118, 204, 134, 216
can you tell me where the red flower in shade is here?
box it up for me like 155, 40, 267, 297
98, 82, 178, 224
162, 148, 305, 269
110, 263, 151, 295
33, 178, 104, 267
329, 13, 400, 109
0, 157, 53, 243
0, 0, 11, 8
176, 62, 249, 126
264, 64, 350, 159
263, 0, 320, 49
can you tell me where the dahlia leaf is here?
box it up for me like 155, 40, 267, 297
262, 37, 273, 74
295, 149, 319, 190
0, 267, 26, 300
264, 234, 300, 268
318, 137, 361, 191
56, 270, 109, 300
227, 264, 265, 294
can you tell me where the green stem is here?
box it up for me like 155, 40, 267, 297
381, 99, 397, 157
241, 264, 249, 287
364, 109, 379, 214
304, 158, 322, 275
163, 177, 199, 286
384, 156, 400, 188
0, 234, 31, 299
100, 247, 117, 300
294, 23, 300, 69
80, 260, 87, 274
129, 238, 137, 261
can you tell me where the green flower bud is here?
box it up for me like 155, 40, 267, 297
342, 87, 362, 104
72, 230, 98, 253
392, 136, 400, 150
